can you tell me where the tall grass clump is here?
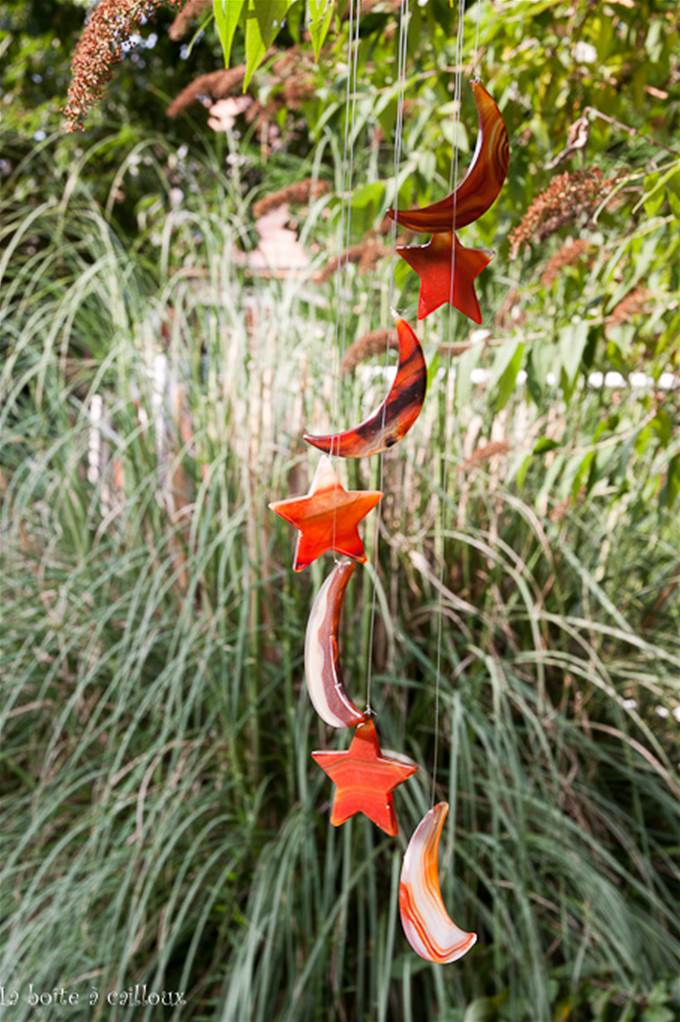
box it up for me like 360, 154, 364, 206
1, 143, 679, 1022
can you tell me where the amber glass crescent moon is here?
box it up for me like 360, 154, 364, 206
399, 802, 477, 964
304, 559, 366, 729
387, 81, 509, 234
303, 318, 427, 457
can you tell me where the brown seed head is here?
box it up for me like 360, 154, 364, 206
252, 179, 330, 220
540, 237, 593, 287
64, 0, 183, 131
607, 287, 652, 326
509, 168, 615, 259
340, 329, 398, 374
166, 65, 246, 118
168, 0, 211, 40
460, 441, 510, 472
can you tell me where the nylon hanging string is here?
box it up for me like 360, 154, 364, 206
364, 0, 410, 715
431, 0, 469, 807
330, 0, 361, 560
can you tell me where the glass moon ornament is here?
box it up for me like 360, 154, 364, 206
304, 318, 427, 457
399, 802, 477, 963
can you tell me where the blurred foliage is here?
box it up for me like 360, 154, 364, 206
2, 172, 680, 1019
2, 0, 678, 505
1, 1, 680, 1019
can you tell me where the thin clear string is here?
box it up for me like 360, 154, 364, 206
364, 0, 410, 715
474, 0, 482, 76
431, 0, 468, 807
330, 0, 361, 560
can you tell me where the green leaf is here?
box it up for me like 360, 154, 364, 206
440, 116, 469, 152
463, 996, 500, 1021
571, 449, 595, 498
426, 347, 441, 391
668, 191, 680, 219
651, 408, 673, 446
646, 983, 671, 1007
527, 339, 553, 402
393, 257, 412, 292
491, 341, 525, 411
350, 180, 386, 233
633, 159, 680, 214
351, 181, 385, 209
244, 0, 297, 89
514, 452, 533, 489
559, 320, 588, 386
641, 1009, 674, 1022
644, 181, 666, 217
533, 436, 560, 454
455, 343, 480, 410
214, 0, 246, 67
661, 454, 680, 510
307, 0, 334, 61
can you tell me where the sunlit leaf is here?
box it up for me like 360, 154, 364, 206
244, 0, 298, 89
661, 454, 680, 509
491, 340, 525, 411
559, 320, 588, 386
213, 0, 246, 67
307, 0, 334, 61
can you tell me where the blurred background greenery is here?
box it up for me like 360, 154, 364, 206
1, 1, 679, 1020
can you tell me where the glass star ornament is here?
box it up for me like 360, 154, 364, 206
397, 231, 492, 323
312, 718, 417, 836
268, 456, 383, 572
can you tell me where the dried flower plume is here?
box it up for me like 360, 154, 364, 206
252, 179, 330, 220
64, 0, 183, 132
168, 0, 211, 41
494, 287, 524, 331
608, 287, 652, 326
509, 168, 614, 258
460, 441, 510, 471
340, 329, 399, 375
315, 239, 389, 284
540, 237, 592, 287
166, 66, 246, 118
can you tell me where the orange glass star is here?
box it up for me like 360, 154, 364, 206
269, 456, 383, 572
397, 230, 492, 323
312, 718, 417, 836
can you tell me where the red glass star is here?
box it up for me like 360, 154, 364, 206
312, 718, 417, 836
269, 456, 382, 572
397, 231, 492, 323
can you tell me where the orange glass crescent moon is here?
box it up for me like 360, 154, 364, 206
399, 802, 477, 964
305, 559, 366, 729
303, 318, 427, 458
387, 81, 509, 234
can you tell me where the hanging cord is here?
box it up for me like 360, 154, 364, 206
430, 0, 469, 806
364, 0, 410, 715
330, 0, 362, 559
473, 0, 482, 76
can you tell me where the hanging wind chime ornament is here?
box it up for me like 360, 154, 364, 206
268, 0, 509, 968
387, 80, 510, 323
268, 455, 382, 571
303, 318, 428, 457
305, 558, 366, 729
312, 718, 417, 836
399, 802, 477, 963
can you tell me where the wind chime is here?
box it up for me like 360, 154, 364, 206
269, 0, 509, 965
